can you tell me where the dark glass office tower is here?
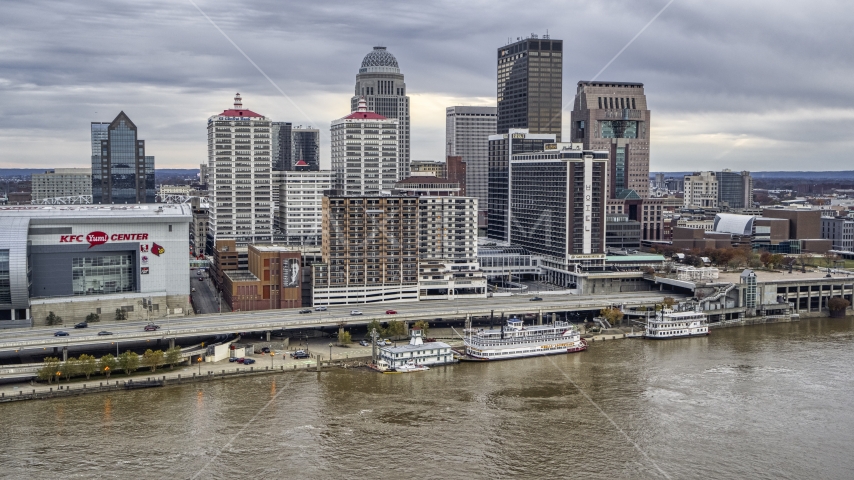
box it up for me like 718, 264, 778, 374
291, 127, 320, 171
570, 81, 650, 199
486, 129, 555, 242
91, 111, 154, 204
497, 35, 563, 141
272, 122, 292, 171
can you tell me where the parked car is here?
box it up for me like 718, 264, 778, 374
228, 357, 238, 362
237, 358, 246, 364
383, 339, 393, 346
530, 296, 543, 302
385, 309, 397, 315
261, 347, 271, 353
144, 324, 160, 331
74, 322, 88, 329
299, 309, 312, 314
97, 331, 113, 336
191, 287, 196, 293
53, 331, 69, 337
359, 340, 370, 346
350, 310, 363, 316
198, 277, 204, 281
291, 350, 310, 359
243, 358, 256, 365
314, 305, 327, 311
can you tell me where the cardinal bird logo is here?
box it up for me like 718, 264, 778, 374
152, 243, 165, 256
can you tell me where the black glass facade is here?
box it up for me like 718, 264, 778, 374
0, 250, 10, 304
487, 133, 554, 241
510, 162, 567, 258
91, 112, 155, 204
497, 37, 563, 140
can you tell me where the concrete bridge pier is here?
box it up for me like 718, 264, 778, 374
266, 331, 271, 342
168, 338, 175, 350
551, 313, 557, 324
62, 346, 68, 362
537, 310, 543, 325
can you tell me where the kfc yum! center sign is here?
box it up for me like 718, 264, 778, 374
60, 231, 150, 249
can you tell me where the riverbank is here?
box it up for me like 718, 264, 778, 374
0, 315, 840, 403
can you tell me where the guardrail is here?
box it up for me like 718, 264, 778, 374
0, 294, 682, 352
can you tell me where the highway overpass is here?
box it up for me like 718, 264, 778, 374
0, 291, 682, 354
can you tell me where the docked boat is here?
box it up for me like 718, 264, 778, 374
644, 308, 709, 339
394, 362, 430, 373
459, 317, 587, 361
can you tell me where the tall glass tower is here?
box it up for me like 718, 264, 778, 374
91, 112, 154, 204
351, 46, 410, 180
497, 35, 563, 141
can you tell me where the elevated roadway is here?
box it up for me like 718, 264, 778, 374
0, 291, 682, 354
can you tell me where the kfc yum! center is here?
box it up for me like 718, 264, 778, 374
0, 204, 192, 327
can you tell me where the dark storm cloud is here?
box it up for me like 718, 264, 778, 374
0, 0, 852, 170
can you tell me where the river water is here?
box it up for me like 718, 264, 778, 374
2, 317, 853, 479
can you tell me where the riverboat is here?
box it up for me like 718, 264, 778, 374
644, 308, 709, 339
460, 317, 587, 360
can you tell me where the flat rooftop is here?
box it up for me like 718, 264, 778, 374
0, 204, 192, 218
716, 269, 854, 284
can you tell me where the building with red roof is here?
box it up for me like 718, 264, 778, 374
331, 97, 399, 196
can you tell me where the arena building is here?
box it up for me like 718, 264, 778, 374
0, 204, 191, 327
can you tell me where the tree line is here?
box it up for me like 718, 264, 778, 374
36, 347, 183, 384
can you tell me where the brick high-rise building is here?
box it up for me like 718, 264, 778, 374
570, 81, 650, 198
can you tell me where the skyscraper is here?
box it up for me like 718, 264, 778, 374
91, 112, 154, 204
717, 169, 754, 210
446, 106, 497, 225
570, 81, 650, 198
496, 35, 563, 140
487, 129, 555, 241
271, 121, 292, 171
351, 46, 410, 180
206, 94, 273, 250
331, 98, 398, 196
291, 127, 320, 171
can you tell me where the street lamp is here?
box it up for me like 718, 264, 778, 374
56, 371, 62, 383
328, 342, 333, 363
197, 356, 203, 375
104, 366, 110, 378
270, 351, 275, 369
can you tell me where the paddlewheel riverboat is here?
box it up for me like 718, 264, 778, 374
459, 317, 587, 360
644, 308, 709, 339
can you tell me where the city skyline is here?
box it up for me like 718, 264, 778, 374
1, 1, 853, 172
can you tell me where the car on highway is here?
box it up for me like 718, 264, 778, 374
74, 322, 88, 328
291, 350, 310, 359
97, 331, 114, 336
299, 309, 312, 314
359, 340, 370, 346
314, 305, 327, 311
530, 296, 543, 301
243, 358, 256, 365
350, 310, 363, 316
385, 309, 397, 315
53, 331, 70, 337
144, 324, 160, 331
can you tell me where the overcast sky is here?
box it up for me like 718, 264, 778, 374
1, 0, 853, 172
